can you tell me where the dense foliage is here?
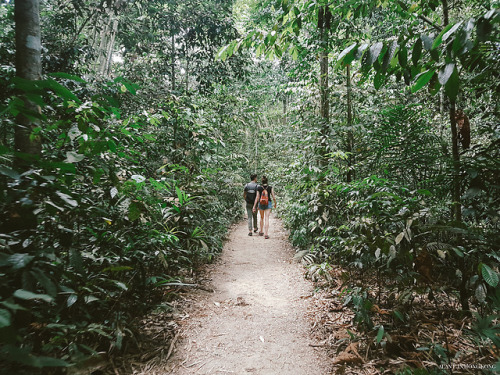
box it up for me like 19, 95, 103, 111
0, 0, 253, 372
1, 0, 499, 373
224, 0, 499, 373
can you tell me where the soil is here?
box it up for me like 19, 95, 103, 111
135, 215, 331, 375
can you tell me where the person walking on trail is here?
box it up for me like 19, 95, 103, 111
243, 174, 259, 236
253, 176, 276, 239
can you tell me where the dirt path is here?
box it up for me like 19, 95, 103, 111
146, 215, 330, 374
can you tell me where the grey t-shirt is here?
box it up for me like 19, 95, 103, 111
244, 182, 258, 204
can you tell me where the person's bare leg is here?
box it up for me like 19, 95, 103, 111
264, 209, 271, 237
259, 209, 265, 234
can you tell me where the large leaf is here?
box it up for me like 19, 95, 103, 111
431, 24, 453, 50
438, 63, 455, 85
0, 166, 21, 180
69, 249, 84, 274
13, 289, 53, 303
8, 254, 34, 270
48, 72, 86, 83
481, 263, 499, 287
374, 72, 386, 90
128, 201, 143, 221
0, 308, 11, 328
338, 43, 357, 64
31, 268, 57, 297
398, 45, 408, 68
411, 39, 422, 65
367, 42, 383, 65
44, 79, 81, 104
411, 70, 434, 93
382, 41, 398, 73
444, 66, 459, 102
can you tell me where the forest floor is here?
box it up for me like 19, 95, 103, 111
132, 214, 331, 375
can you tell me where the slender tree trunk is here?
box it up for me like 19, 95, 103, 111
171, 31, 176, 91
283, 94, 287, 124
97, 14, 111, 74
441, 0, 462, 223
105, 18, 118, 76
318, 6, 331, 165
346, 62, 354, 182
14, 0, 42, 162
449, 102, 462, 222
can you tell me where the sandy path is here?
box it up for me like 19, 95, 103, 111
161, 215, 329, 374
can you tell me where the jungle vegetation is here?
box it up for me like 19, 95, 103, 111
0, 0, 498, 373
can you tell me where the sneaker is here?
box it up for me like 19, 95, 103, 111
253, 228, 258, 233
265, 235, 269, 239
259, 232, 264, 236
248, 232, 252, 236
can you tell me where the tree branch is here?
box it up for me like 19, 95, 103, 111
418, 14, 443, 32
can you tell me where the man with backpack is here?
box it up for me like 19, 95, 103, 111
243, 174, 259, 236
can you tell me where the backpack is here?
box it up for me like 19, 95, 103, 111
245, 183, 257, 204
260, 186, 269, 206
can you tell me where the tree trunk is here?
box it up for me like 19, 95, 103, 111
346, 62, 354, 182
14, 0, 42, 162
105, 18, 118, 76
97, 14, 112, 74
318, 6, 331, 165
449, 102, 462, 223
171, 31, 176, 91
441, 0, 462, 223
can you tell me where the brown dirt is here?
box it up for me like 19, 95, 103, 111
135, 215, 331, 374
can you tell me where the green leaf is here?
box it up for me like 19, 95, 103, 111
438, 63, 455, 85
112, 280, 128, 291
382, 41, 398, 73
444, 66, 459, 102
481, 264, 499, 287
56, 191, 78, 207
476, 18, 492, 42
13, 289, 53, 303
374, 72, 386, 89
0, 308, 11, 328
442, 22, 462, 42
67, 294, 78, 307
114, 77, 138, 95
44, 79, 81, 104
393, 310, 405, 322
398, 46, 408, 68
338, 43, 357, 63
411, 39, 422, 65
0, 166, 21, 180
376, 325, 384, 343
128, 201, 142, 221
69, 248, 84, 273
431, 24, 453, 50
367, 42, 383, 65
411, 70, 434, 93
8, 254, 34, 270
65, 151, 85, 163
48, 72, 86, 83
31, 268, 57, 297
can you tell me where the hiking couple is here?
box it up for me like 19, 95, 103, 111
243, 174, 277, 239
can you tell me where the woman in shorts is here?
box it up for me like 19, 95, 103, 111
253, 176, 276, 239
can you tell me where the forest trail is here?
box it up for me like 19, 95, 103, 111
153, 215, 329, 375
